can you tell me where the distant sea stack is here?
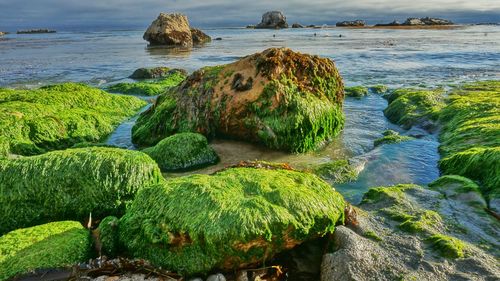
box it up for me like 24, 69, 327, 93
336, 20, 366, 27
375, 17, 453, 27
143, 13, 211, 47
255, 11, 288, 29
17, 29, 56, 34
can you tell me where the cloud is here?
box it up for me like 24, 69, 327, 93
0, 0, 499, 30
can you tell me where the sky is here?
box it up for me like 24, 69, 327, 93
0, 0, 499, 30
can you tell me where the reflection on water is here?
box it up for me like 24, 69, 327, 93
145, 45, 192, 58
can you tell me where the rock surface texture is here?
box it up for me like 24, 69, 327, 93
132, 48, 345, 152
256, 11, 288, 29
336, 20, 366, 27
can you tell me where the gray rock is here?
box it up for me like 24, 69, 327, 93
16, 29, 56, 34
420, 17, 453, 25
143, 13, 193, 47
375, 20, 401, 27
256, 11, 288, 29
404, 18, 425, 25
292, 23, 304, 28
206, 273, 226, 281
336, 20, 366, 27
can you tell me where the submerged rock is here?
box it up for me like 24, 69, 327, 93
0, 221, 91, 281
142, 132, 219, 171
107, 70, 186, 96
143, 13, 193, 47
374, 130, 414, 147
344, 86, 368, 97
0, 147, 163, 234
291, 23, 304, 28
191, 28, 212, 44
311, 159, 359, 183
255, 11, 288, 29
132, 48, 344, 153
106, 165, 346, 275
336, 20, 365, 27
0, 83, 146, 157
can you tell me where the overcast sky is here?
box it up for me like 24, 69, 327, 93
1, 0, 499, 30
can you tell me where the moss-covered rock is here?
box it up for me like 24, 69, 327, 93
130, 67, 186, 79
113, 166, 346, 275
311, 159, 358, 183
437, 81, 500, 205
369, 85, 389, 94
345, 86, 368, 98
107, 70, 186, 96
0, 147, 163, 234
132, 48, 345, 152
383, 88, 445, 130
0, 221, 91, 281
0, 83, 146, 156
429, 175, 486, 208
142, 132, 219, 171
374, 130, 414, 147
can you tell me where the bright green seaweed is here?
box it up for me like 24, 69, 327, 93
112, 166, 346, 275
0, 221, 91, 281
0, 147, 163, 234
0, 83, 146, 156
106, 71, 186, 96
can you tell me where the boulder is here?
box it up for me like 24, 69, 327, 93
403, 18, 425, 25
336, 20, 365, 27
108, 163, 346, 275
344, 85, 368, 97
0, 32, 7, 36
142, 132, 219, 171
256, 11, 288, 29
191, 28, 211, 44
0, 221, 91, 281
291, 23, 304, 28
132, 48, 345, 153
0, 147, 163, 234
143, 13, 193, 47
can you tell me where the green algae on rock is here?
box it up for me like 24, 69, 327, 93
374, 130, 414, 147
369, 84, 389, 94
426, 234, 467, 259
0, 221, 91, 281
132, 48, 345, 152
113, 166, 346, 275
311, 159, 358, 183
437, 81, 500, 207
344, 86, 368, 98
107, 70, 187, 96
142, 132, 219, 171
383, 88, 445, 130
0, 83, 146, 156
0, 147, 163, 234
97, 216, 120, 257
130, 67, 186, 79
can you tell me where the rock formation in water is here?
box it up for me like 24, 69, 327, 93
143, 13, 211, 47
336, 20, 366, 27
375, 17, 453, 27
0, 32, 8, 36
292, 23, 304, 28
132, 47, 345, 153
255, 11, 288, 29
16, 29, 56, 34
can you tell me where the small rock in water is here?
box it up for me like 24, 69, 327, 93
206, 273, 226, 281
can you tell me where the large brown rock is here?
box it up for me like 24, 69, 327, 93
143, 13, 193, 47
132, 48, 345, 152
